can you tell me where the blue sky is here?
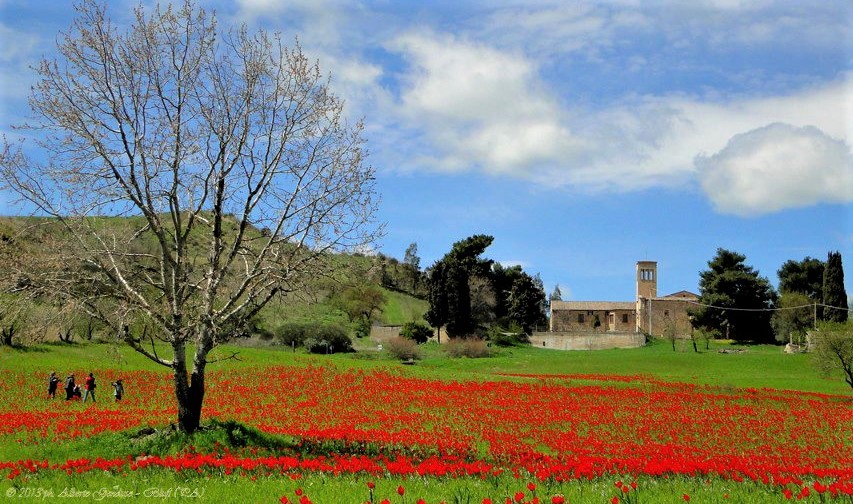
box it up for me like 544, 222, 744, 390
1, 0, 851, 302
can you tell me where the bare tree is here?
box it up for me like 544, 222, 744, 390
0, 1, 379, 432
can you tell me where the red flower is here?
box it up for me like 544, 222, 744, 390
682, 494, 690, 502
417, 499, 426, 504
514, 491, 525, 503
783, 489, 793, 500
295, 488, 303, 496
527, 482, 536, 492
483, 499, 493, 504
280, 497, 290, 504
611, 497, 619, 504
367, 482, 376, 490
397, 486, 405, 496
551, 495, 566, 504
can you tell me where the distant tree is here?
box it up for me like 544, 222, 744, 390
507, 273, 547, 334
771, 292, 814, 344
403, 242, 422, 293
812, 322, 853, 390
424, 261, 449, 343
469, 276, 498, 327
445, 259, 473, 337
823, 251, 848, 323
690, 248, 777, 343
549, 284, 563, 302
334, 283, 386, 324
0, 1, 379, 433
491, 263, 524, 322
778, 257, 825, 302
426, 235, 494, 339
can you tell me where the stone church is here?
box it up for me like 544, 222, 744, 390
549, 261, 698, 338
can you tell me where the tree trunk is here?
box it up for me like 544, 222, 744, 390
1, 325, 14, 346
172, 341, 206, 434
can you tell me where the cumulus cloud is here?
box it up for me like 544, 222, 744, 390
389, 31, 585, 175
696, 123, 853, 216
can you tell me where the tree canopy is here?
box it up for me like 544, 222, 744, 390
691, 248, 777, 343
823, 251, 848, 323
778, 257, 825, 301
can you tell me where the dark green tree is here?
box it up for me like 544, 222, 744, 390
778, 257, 825, 301
403, 242, 422, 293
823, 251, 848, 323
445, 259, 473, 337
690, 248, 777, 343
491, 262, 524, 321
424, 260, 448, 343
425, 235, 494, 339
549, 284, 563, 302
507, 273, 547, 334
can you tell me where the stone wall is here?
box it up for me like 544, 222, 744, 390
530, 331, 645, 351
369, 325, 442, 343
551, 309, 636, 332
637, 298, 695, 337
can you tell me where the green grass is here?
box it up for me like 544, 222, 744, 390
1, 339, 850, 503
378, 288, 429, 325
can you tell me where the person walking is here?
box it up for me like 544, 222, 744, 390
111, 379, 124, 401
64, 374, 75, 401
48, 371, 59, 399
83, 372, 96, 403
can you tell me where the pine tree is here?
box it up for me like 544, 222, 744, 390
822, 251, 848, 323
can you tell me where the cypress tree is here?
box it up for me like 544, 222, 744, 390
822, 251, 848, 323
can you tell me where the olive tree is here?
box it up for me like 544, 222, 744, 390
0, 1, 379, 432
812, 322, 853, 391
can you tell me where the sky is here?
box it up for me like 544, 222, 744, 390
0, 0, 851, 303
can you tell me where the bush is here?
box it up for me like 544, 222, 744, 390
445, 338, 491, 358
487, 323, 527, 347
385, 336, 421, 361
275, 322, 309, 348
399, 321, 433, 344
276, 322, 353, 354
353, 316, 371, 339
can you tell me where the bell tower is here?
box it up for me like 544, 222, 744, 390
636, 261, 657, 300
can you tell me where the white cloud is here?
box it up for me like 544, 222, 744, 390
696, 123, 853, 216
388, 31, 585, 175
384, 27, 852, 216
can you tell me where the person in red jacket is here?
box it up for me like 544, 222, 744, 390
83, 372, 97, 403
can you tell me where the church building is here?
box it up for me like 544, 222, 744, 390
549, 261, 698, 338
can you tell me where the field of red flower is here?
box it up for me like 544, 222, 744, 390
1, 362, 852, 500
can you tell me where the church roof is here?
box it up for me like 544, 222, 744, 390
551, 300, 636, 311
657, 291, 699, 300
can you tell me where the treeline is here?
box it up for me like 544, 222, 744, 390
690, 248, 849, 344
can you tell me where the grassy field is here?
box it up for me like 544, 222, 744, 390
0, 339, 850, 503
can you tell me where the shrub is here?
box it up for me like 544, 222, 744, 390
445, 338, 491, 358
304, 324, 353, 354
276, 322, 353, 353
275, 322, 309, 348
353, 316, 371, 339
385, 336, 421, 361
399, 321, 433, 344
487, 323, 527, 347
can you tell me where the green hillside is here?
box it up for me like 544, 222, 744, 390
0, 215, 428, 344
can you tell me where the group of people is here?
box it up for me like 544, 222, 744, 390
47, 371, 124, 402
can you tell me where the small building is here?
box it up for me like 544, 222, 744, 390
548, 261, 698, 339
